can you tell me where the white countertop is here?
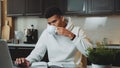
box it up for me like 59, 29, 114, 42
105, 46, 120, 49
8, 43, 120, 49
8, 43, 35, 47
87, 66, 120, 68
93, 44, 120, 49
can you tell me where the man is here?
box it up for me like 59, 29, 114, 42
15, 7, 92, 68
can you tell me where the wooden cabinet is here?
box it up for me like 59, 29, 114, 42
65, 0, 115, 15
9, 46, 33, 61
43, 0, 67, 14
7, 0, 120, 16
7, 0, 42, 16
7, 0, 25, 16
115, 0, 120, 13
25, 0, 42, 16
66, 0, 87, 15
87, 0, 114, 14
7, 0, 65, 16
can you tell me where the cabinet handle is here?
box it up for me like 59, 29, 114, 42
83, 2, 85, 12
18, 48, 34, 49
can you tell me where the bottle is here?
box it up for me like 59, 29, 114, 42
103, 38, 108, 45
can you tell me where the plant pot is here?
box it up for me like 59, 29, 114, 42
92, 63, 112, 68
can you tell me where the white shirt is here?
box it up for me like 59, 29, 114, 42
26, 17, 92, 67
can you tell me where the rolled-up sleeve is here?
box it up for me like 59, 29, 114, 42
72, 28, 92, 56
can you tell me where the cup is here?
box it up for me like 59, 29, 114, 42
47, 25, 56, 35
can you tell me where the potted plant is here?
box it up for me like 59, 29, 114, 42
86, 44, 115, 68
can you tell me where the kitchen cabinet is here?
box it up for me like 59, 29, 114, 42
7, 0, 42, 16
7, 0, 120, 16
9, 46, 33, 61
65, 0, 115, 15
25, 0, 42, 16
43, 0, 67, 15
66, 0, 87, 15
115, 0, 120, 13
7, 0, 65, 16
87, 0, 114, 14
7, 0, 25, 16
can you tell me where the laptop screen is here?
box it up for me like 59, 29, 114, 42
0, 40, 13, 68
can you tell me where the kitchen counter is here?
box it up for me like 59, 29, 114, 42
8, 43, 49, 62
8, 43, 35, 47
8, 43, 35, 61
93, 44, 120, 49
8, 43, 120, 66
8, 43, 120, 49
87, 65, 120, 68
105, 46, 120, 49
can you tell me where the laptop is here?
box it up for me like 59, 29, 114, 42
0, 40, 18, 68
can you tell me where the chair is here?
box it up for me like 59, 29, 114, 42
74, 51, 87, 68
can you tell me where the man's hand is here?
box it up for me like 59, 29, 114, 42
56, 27, 76, 40
14, 58, 31, 68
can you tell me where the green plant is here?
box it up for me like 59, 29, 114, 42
112, 49, 120, 66
87, 44, 115, 65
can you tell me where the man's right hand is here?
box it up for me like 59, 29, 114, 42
14, 58, 31, 68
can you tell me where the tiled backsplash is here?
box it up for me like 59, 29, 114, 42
15, 15, 120, 44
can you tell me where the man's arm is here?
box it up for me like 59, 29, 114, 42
26, 30, 47, 64
72, 28, 93, 56
15, 30, 47, 67
56, 27, 92, 56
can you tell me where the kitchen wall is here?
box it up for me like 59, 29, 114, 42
15, 15, 120, 44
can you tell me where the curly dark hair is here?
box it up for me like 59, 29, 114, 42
44, 7, 63, 19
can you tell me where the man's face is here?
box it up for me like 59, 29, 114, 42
47, 15, 65, 27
